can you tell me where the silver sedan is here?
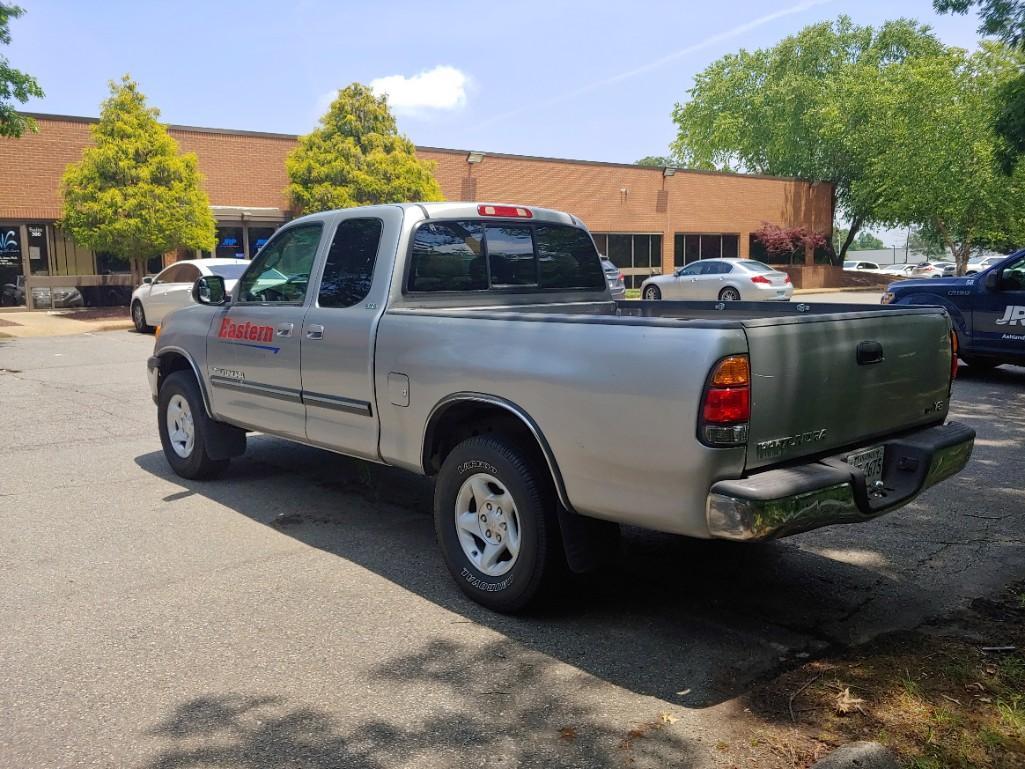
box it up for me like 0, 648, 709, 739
640, 259, 793, 301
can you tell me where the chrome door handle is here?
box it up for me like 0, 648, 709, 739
306, 324, 324, 340
276, 322, 293, 337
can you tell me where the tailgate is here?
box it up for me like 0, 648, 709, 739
744, 309, 952, 470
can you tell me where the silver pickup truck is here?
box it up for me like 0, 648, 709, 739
147, 202, 975, 611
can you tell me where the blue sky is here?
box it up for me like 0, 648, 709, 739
9, 1, 982, 243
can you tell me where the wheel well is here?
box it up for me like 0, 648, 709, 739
422, 399, 567, 507
155, 352, 211, 415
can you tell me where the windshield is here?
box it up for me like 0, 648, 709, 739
843, 261, 855, 268
208, 263, 249, 280
740, 260, 774, 272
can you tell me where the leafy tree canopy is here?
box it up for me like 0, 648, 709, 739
671, 16, 945, 262
837, 43, 1025, 273
934, 1, 1025, 172
61, 76, 216, 279
0, 3, 43, 137
851, 232, 885, 250
635, 155, 673, 167
287, 83, 443, 214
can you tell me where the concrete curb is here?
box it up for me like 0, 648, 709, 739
793, 287, 886, 294
809, 742, 899, 769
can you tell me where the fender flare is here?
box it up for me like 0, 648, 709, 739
894, 293, 969, 341
154, 346, 214, 418
422, 392, 574, 512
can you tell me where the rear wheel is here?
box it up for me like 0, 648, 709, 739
434, 434, 563, 612
643, 285, 661, 301
719, 286, 741, 301
132, 301, 152, 333
158, 371, 230, 480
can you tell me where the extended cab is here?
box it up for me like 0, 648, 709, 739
148, 203, 975, 611
883, 249, 1025, 369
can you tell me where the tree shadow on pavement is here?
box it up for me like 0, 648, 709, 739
133, 365, 1025, 709
143, 639, 697, 769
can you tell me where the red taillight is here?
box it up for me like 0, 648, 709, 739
784, 274, 792, 284
703, 387, 751, 424
950, 330, 959, 384
751, 275, 771, 285
700, 355, 751, 446
618, 271, 624, 282
477, 204, 533, 218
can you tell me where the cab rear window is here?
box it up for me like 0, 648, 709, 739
407, 220, 604, 292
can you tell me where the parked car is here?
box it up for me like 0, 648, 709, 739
877, 264, 916, 278
966, 255, 1005, 275
147, 202, 973, 612
883, 249, 1025, 369
131, 258, 249, 332
600, 256, 626, 299
640, 258, 792, 301
843, 260, 881, 271
1, 274, 24, 306
911, 261, 956, 278
31, 285, 85, 308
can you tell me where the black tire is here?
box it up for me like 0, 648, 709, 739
960, 355, 1001, 370
719, 286, 741, 301
158, 371, 230, 480
434, 434, 563, 613
132, 301, 153, 333
643, 285, 661, 301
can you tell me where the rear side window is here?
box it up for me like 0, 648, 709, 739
407, 220, 604, 292
319, 218, 383, 308
407, 222, 487, 292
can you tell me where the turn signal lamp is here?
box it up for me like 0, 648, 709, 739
949, 330, 958, 386
700, 355, 751, 447
154, 324, 161, 341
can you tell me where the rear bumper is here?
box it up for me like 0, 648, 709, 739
705, 421, 975, 541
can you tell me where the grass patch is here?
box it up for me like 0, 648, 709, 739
624, 288, 641, 299
730, 582, 1025, 768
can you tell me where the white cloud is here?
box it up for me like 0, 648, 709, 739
369, 65, 469, 116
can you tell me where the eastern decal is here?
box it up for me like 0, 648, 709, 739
217, 318, 280, 353
995, 306, 1025, 326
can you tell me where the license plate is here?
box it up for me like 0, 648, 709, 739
846, 446, 885, 487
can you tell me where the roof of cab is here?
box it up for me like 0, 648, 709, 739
285, 202, 582, 228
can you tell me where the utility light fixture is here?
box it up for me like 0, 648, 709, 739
466, 151, 485, 164
663, 167, 676, 177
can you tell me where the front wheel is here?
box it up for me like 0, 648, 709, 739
158, 371, 230, 480
719, 286, 741, 301
643, 285, 661, 301
434, 435, 563, 612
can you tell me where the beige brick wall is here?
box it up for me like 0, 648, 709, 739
0, 116, 833, 274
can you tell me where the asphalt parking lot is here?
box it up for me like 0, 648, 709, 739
1, 331, 1023, 769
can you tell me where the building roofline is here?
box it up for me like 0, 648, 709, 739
22, 112, 826, 185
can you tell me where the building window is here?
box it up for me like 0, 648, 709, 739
215, 226, 246, 259
673, 233, 739, 266
591, 233, 663, 288
248, 227, 277, 258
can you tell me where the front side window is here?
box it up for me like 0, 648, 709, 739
677, 263, 703, 277
319, 218, 384, 308
238, 223, 322, 303
999, 253, 1025, 290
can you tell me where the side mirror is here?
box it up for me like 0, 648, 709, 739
142, 276, 153, 285
984, 271, 1000, 291
192, 275, 227, 305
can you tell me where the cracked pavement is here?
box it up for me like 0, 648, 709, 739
1, 332, 1022, 768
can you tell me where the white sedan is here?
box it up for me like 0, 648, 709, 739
640, 259, 793, 301
131, 258, 249, 332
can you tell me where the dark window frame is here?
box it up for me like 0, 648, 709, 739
403, 219, 606, 295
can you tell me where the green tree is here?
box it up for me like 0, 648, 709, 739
934, 1, 1025, 172
287, 83, 443, 213
907, 225, 949, 258
635, 155, 673, 167
839, 44, 1025, 274
0, 3, 43, 137
851, 232, 885, 250
61, 76, 216, 284
671, 16, 944, 263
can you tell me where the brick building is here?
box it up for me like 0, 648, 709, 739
0, 113, 833, 306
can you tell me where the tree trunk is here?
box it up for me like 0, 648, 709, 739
836, 216, 863, 263
130, 256, 144, 288
934, 219, 971, 276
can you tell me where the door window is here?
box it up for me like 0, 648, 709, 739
676, 263, 703, 277
318, 218, 384, 308
998, 254, 1025, 291
238, 224, 323, 304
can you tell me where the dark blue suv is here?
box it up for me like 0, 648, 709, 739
882, 250, 1025, 369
